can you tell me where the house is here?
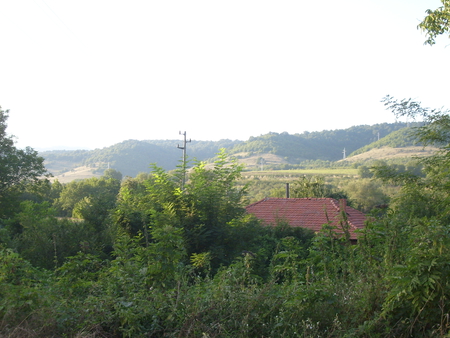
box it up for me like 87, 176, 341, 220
245, 198, 366, 243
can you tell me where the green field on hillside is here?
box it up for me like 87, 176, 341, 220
243, 168, 358, 177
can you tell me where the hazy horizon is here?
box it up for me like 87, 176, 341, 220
1, 0, 448, 150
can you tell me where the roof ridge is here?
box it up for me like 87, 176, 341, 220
245, 198, 269, 208
330, 199, 360, 232
345, 208, 365, 231
329, 198, 341, 212
266, 197, 336, 200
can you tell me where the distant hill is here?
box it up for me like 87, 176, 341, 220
230, 122, 418, 162
42, 139, 241, 178
348, 125, 424, 157
40, 122, 426, 179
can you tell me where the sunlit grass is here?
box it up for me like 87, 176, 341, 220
242, 168, 358, 177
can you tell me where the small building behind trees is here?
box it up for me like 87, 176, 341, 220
246, 198, 366, 243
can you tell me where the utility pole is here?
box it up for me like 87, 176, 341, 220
177, 131, 191, 190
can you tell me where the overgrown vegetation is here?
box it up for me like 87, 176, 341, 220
2, 95, 450, 337
3, 5, 450, 333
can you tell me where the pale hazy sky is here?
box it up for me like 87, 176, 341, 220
1, 0, 449, 150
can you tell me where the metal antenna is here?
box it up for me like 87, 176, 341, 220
177, 131, 191, 190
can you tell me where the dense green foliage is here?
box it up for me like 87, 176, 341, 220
3, 107, 450, 336
0, 108, 48, 219
3, 2, 450, 334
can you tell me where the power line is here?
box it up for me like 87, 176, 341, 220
32, 0, 79, 40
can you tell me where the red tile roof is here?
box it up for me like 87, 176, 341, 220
246, 198, 366, 241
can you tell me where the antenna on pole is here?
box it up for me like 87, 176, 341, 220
177, 131, 191, 190
343, 148, 346, 159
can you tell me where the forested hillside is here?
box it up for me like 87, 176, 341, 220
231, 122, 415, 161
41, 122, 417, 178
42, 139, 241, 177
349, 123, 424, 156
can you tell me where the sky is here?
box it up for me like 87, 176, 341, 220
1, 0, 449, 150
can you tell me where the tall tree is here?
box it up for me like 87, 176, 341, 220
182, 149, 248, 266
113, 149, 249, 269
0, 107, 48, 217
375, 96, 450, 221
55, 176, 121, 229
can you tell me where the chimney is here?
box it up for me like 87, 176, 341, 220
339, 199, 347, 212
286, 183, 290, 198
